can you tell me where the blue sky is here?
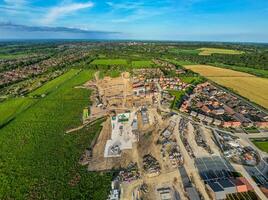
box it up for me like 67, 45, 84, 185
0, 0, 268, 42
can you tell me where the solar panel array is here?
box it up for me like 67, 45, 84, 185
244, 159, 268, 188
195, 156, 234, 171
195, 156, 236, 182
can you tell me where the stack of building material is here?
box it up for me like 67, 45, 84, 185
193, 124, 212, 154
118, 162, 140, 183
169, 146, 183, 168
143, 154, 161, 176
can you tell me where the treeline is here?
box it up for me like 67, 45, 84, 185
167, 51, 268, 70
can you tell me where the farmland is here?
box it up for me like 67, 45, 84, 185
30, 69, 80, 96
169, 48, 201, 55
0, 97, 35, 127
0, 53, 31, 59
91, 59, 128, 65
184, 65, 268, 108
0, 70, 112, 199
211, 63, 268, 78
131, 60, 153, 67
198, 48, 244, 55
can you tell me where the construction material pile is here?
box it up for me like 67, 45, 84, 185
169, 145, 184, 168
179, 118, 195, 158
193, 124, 213, 154
181, 137, 195, 158
118, 162, 141, 182
143, 154, 161, 176
160, 138, 183, 168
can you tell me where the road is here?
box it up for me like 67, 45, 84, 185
173, 118, 211, 200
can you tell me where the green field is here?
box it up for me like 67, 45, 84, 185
164, 59, 196, 66
0, 70, 112, 199
99, 69, 121, 79
198, 47, 244, 55
91, 59, 128, 65
169, 48, 201, 55
179, 76, 204, 85
0, 53, 30, 59
131, 60, 153, 67
30, 69, 80, 96
168, 90, 186, 110
251, 139, 268, 153
0, 97, 35, 127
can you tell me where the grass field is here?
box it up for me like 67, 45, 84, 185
169, 48, 201, 55
99, 69, 121, 79
131, 60, 153, 67
164, 59, 196, 66
30, 69, 80, 96
251, 139, 268, 153
91, 59, 128, 65
0, 70, 112, 199
179, 76, 204, 85
198, 48, 244, 56
184, 65, 268, 109
0, 53, 30, 59
168, 90, 186, 110
0, 97, 35, 127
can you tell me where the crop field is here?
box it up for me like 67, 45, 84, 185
184, 65, 268, 109
198, 48, 244, 55
212, 63, 268, 78
0, 53, 30, 59
91, 59, 128, 65
251, 139, 268, 153
30, 69, 80, 96
169, 48, 201, 55
131, 60, 153, 67
0, 97, 35, 127
0, 70, 112, 199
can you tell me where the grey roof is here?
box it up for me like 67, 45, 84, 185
218, 179, 235, 188
185, 187, 201, 200
207, 182, 224, 192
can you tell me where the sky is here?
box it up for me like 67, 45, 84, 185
0, 0, 268, 42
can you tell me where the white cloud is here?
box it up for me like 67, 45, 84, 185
41, 1, 94, 25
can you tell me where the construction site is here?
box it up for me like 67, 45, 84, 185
78, 71, 265, 200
